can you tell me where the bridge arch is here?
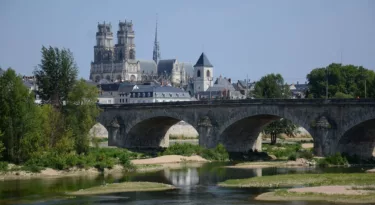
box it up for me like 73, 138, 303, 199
123, 113, 198, 149
218, 108, 314, 153
337, 118, 375, 159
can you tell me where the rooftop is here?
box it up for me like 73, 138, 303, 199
194, 52, 213, 67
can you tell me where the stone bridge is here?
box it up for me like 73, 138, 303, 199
97, 99, 375, 158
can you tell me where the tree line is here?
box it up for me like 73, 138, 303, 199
0, 46, 99, 164
253, 63, 375, 144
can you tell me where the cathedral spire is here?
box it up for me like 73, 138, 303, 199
153, 14, 161, 63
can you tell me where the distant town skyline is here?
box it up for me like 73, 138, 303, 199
0, 0, 374, 83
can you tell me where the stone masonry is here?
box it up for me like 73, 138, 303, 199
97, 99, 375, 158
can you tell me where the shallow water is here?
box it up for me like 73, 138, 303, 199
0, 163, 367, 205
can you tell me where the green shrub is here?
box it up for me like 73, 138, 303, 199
317, 153, 349, 167
23, 163, 42, 173
298, 150, 314, 160
0, 161, 8, 171
161, 143, 202, 156
160, 143, 229, 161
288, 153, 297, 161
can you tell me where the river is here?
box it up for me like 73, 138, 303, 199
0, 163, 366, 205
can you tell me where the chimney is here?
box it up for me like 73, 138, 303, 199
297, 81, 299, 85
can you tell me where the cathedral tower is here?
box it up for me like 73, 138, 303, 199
94, 22, 113, 63
115, 20, 136, 62
193, 53, 213, 93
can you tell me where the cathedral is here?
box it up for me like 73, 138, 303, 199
90, 20, 193, 86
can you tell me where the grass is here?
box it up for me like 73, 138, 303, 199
160, 143, 229, 161
69, 182, 175, 195
135, 164, 164, 171
169, 134, 198, 140
256, 190, 375, 204
262, 143, 314, 160
218, 173, 375, 188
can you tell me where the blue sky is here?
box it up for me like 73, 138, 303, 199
0, 0, 374, 83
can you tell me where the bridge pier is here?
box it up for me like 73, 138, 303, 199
198, 116, 217, 149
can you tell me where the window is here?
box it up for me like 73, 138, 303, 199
146, 92, 148, 97
206, 70, 211, 78
197, 70, 201, 77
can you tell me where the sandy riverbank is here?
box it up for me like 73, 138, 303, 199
0, 155, 208, 181
226, 158, 314, 169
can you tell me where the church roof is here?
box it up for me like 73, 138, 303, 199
138, 60, 157, 74
157, 59, 176, 75
180, 62, 194, 78
194, 52, 213, 67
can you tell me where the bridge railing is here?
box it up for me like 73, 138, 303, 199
98, 98, 375, 109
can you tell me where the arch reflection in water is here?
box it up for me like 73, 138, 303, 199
164, 168, 199, 187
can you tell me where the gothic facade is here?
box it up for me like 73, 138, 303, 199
90, 21, 157, 83
90, 20, 194, 86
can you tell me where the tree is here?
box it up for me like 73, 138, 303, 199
34, 46, 78, 108
254, 73, 290, 98
65, 79, 100, 154
263, 119, 298, 145
254, 73, 297, 144
307, 63, 375, 98
0, 68, 41, 162
0, 130, 5, 160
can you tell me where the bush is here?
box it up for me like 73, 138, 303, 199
288, 153, 297, 161
160, 143, 229, 161
317, 153, 349, 167
0, 161, 8, 171
161, 143, 202, 156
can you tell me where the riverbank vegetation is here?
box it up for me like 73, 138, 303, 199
169, 134, 198, 140
160, 143, 229, 161
256, 189, 375, 204
218, 173, 375, 188
70, 181, 175, 195
0, 46, 138, 172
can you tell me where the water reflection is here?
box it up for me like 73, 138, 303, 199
164, 168, 199, 187
0, 164, 367, 205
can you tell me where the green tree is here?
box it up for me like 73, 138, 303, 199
307, 63, 375, 98
0, 131, 5, 160
254, 73, 297, 144
254, 73, 290, 98
0, 68, 41, 162
263, 119, 298, 145
34, 46, 78, 108
65, 79, 100, 154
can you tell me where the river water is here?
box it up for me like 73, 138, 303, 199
0, 163, 366, 205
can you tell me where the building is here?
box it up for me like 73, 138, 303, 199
22, 76, 41, 104
157, 59, 194, 87
97, 83, 120, 104
90, 21, 158, 83
196, 76, 246, 100
129, 85, 191, 103
290, 82, 309, 98
90, 20, 193, 86
95, 81, 192, 104
193, 53, 214, 94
